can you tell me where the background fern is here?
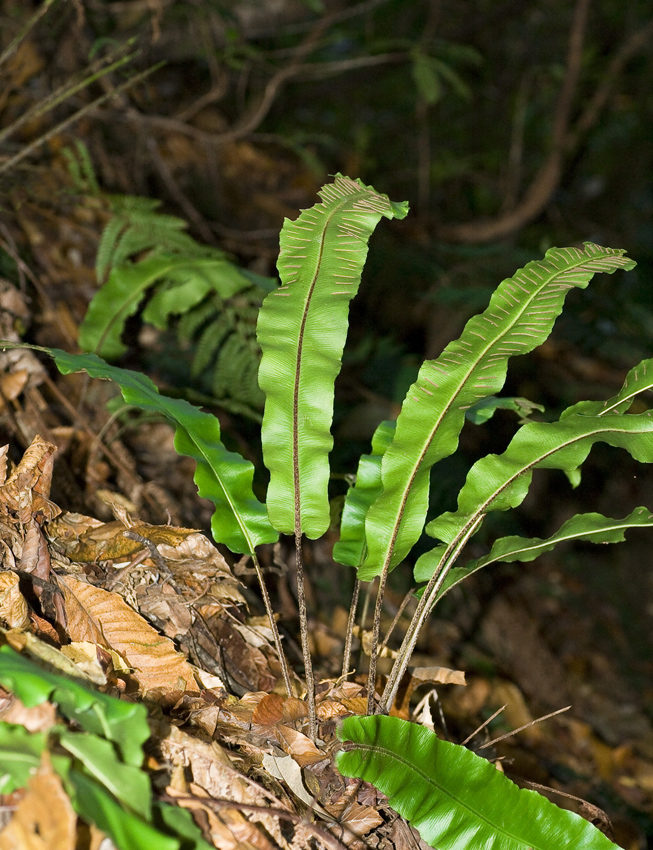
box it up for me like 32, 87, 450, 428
66, 142, 274, 419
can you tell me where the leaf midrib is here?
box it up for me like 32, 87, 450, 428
440, 416, 653, 567
377, 256, 589, 570
291, 194, 362, 534
350, 739, 546, 850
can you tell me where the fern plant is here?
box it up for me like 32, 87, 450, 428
7, 173, 648, 849
64, 141, 273, 418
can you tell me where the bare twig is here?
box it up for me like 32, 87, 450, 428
477, 705, 571, 750
460, 704, 507, 747
340, 577, 360, 680
0, 64, 160, 178
0, 0, 59, 68
438, 0, 591, 242
251, 553, 294, 698
160, 794, 349, 850
145, 137, 216, 245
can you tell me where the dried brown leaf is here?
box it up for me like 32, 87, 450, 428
19, 519, 50, 580
135, 584, 193, 638
251, 693, 285, 726
274, 725, 324, 767
57, 520, 200, 562
0, 752, 76, 850
0, 694, 56, 732
0, 370, 28, 409
0, 571, 29, 629
411, 666, 466, 687
59, 641, 109, 686
0, 436, 59, 522
59, 575, 198, 700
336, 801, 384, 838
162, 726, 289, 850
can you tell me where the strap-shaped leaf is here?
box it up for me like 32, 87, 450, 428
337, 715, 621, 850
563, 356, 653, 417
415, 411, 653, 583
332, 420, 395, 567
257, 174, 408, 538
415, 506, 653, 595
80, 254, 252, 359
46, 348, 277, 554
360, 243, 635, 580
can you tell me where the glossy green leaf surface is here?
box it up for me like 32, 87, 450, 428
0, 723, 47, 793
66, 769, 181, 850
415, 411, 653, 584
47, 348, 277, 554
337, 715, 621, 850
257, 174, 408, 538
361, 244, 635, 581
0, 646, 148, 767
57, 728, 152, 818
415, 506, 653, 595
333, 420, 395, 567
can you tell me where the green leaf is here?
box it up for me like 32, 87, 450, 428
65, 768, 181, 850
415, 506, 653, 596
415, 411, 653, 584
0, 723, 47, 793
0, 646, 148, 767
57, 728, 152, 819
411, 51, 442, 104
562, 356, 653, 418
153, 802, 216, 850
80, 254, 251, 359
257, 173, 408, 538
47, 347, 277, 554
360, 243, 636, 581
336, 715, 621, 850
465, 395, 544, 425
332, 420, 395, 567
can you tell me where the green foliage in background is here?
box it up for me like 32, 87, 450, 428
66, 142, 273, 419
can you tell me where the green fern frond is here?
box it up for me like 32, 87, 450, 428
177, 298, 219, 343
190, 308, 231, 378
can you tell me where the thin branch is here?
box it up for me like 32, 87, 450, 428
159, 794, 348, 850
145, 136, 216, 245
108, 52, 406, 150
438, 0, 591, 243
0, 46, 137, 148
0, 64, 160, 178
251, 553, 294, 698
570, 16, 653, 143
0, 0, 59, 68
460, 704, 507, 747
340, 577, 360, 680
477, 705, 571, 750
